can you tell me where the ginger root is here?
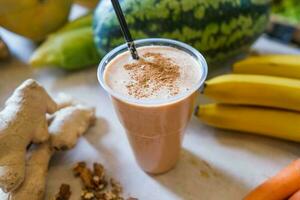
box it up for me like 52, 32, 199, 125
0, 79, 57, 192
9, 143, 52, 200
50, 105, 95, 150
9, 104, 95, 200
54, 93, 76, 110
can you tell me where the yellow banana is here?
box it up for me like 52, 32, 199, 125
203, 74, 300, 111
196, 104, 300, 142
233, 55, 300, 79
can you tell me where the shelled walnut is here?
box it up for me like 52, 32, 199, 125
73, 162, 137, 200
54, 184, 72, 200
0, 37, 9, 61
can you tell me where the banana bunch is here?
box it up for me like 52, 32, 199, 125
196, 54, 300, 142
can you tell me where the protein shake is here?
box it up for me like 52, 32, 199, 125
98, 39, 207, 174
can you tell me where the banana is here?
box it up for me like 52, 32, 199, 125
196, 104, 300, 142
203, 74, 300, 111
233, 55, 300, 79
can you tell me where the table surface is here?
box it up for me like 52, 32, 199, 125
1, 7, 300, 200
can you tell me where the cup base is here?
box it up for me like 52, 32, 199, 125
126, 131, 183, 175
142, 158, 179, 175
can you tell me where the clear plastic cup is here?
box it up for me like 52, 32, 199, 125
97, 38, 208, 174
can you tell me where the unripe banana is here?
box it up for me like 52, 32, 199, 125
196, 104, 300, 142
233, 55, 300, 79
203, 74, 300, 111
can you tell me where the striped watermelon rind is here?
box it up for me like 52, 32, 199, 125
93, 0, 270, 64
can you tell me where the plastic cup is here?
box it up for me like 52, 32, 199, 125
98, 38, 208, 174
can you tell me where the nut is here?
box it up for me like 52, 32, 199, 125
74, 162, 136, 200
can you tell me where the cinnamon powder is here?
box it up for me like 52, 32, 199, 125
124, 52, 180, 99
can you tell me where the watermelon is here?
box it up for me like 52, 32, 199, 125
93, 0, 270, 64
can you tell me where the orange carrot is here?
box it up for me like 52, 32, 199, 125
244, 159, 300, 200
289, 190, 300, 200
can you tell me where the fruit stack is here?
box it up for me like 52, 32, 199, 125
196, 55, 300, 142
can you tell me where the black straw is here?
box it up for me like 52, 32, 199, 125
111, 0, 139, 60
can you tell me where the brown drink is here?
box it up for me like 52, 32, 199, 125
98, 39, 207, 174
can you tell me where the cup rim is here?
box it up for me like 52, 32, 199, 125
97, 38, 208, 106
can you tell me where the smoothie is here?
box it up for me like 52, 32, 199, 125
102, 44, 205, 174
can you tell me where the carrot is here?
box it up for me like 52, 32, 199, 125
244, 159, 300, 200
289, 190, 300, 200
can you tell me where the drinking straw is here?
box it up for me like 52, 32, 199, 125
111, 0, 139, 60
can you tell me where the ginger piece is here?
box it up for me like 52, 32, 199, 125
9, 104, 95, 200
0, 79, 57, 192
50, 105, 95, 150
9, 143, 52, 200
47, 93, 75, 124
55, 93, 76, 110
7, 144, 52, 200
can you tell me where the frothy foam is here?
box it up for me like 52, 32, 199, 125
104, 46, 202, 100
